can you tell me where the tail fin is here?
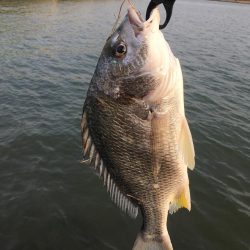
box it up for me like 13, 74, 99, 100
132, 232, 173, 250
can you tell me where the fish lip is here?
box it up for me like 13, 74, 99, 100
127, 7, 160, 35
127, 7, 144, 29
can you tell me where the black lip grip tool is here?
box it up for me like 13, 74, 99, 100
146, 0, 176, 29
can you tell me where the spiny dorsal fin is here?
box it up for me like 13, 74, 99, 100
80, 111, 138, 219
169, 184, 191, 214
179, 117, 195, 170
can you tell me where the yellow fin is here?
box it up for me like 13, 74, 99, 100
169, 185, 191, 214
179, 117, 195, 170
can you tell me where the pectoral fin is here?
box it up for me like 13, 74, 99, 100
179, 117, 195, 170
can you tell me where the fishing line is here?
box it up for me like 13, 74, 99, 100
111, 0, 142, 35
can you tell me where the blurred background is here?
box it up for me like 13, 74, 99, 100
0, 0, 249, 249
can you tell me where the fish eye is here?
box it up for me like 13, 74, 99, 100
115, 43, 127, 57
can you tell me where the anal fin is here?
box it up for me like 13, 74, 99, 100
169, 184, 191, 214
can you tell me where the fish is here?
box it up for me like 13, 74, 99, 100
80, 5, 195, 250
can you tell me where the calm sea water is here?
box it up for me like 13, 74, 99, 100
0, 0, 249, 249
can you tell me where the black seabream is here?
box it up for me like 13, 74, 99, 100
81, 5, 195, 250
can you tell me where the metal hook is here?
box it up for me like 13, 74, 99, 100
146, 0, 176, 30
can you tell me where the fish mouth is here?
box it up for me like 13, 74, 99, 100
127, 6, 160, 35
127, 7, 144, 29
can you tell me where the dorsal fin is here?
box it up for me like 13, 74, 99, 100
80, 111, 138, 219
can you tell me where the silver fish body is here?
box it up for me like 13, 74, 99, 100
81, 6, 195, 250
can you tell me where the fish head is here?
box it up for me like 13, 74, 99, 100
92, 7, 176, 101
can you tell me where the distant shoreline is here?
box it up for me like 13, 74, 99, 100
211, 0, 250, 3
